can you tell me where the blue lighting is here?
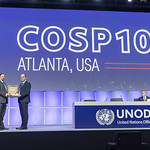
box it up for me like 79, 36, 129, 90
96, 91, 111, 102
29, 91, 44, 107
45, 91, 61, 107
28, 108, 44, 125
112, 91, 128, 101
63, 91, 78, 107
80, 91, 95, 102
129, 91, 141, 101
63, 108, 73, 124
45, 108, 61, 124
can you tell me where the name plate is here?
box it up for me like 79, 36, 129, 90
8, 85, 18, 96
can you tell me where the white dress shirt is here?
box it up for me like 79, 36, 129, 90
143, 96, 147, 101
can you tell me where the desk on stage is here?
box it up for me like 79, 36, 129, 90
74, 102, 150, 129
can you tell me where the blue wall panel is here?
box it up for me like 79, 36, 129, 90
96, 91, 111, 102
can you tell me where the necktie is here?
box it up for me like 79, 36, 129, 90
19, 83, 23, 90
1, 81, 7, 91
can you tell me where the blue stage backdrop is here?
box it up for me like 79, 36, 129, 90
0, 7, 150, 91
7, 91, 74, 125
3, 90, 149, 126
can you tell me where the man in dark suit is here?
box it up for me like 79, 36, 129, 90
0, 73, 11, 130
138, 90, 149, 101
16, 74, 31, 130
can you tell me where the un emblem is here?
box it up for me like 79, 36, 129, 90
96, 109, 115, 125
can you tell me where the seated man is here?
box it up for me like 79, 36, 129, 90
138, 90, 149, 101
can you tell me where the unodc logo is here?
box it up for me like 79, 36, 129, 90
96, 109, 115, 125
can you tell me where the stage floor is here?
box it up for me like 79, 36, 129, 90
1, 125, 150, 132
0, 125, 150, 150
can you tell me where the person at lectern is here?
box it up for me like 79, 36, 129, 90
138, 90, 149, 101
0, 73, 11, 130
16, 74, 31, 130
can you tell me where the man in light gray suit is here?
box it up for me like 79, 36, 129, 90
0, 73, 11, 130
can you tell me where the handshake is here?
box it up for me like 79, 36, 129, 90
7, 92, 21, 98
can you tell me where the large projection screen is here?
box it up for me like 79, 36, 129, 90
0, 7, 150, 91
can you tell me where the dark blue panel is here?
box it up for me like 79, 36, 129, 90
75, 105, 150, 128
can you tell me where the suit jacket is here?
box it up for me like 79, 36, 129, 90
0, 81, 8, 104
138, 96, 149, 101
18, 81, 31, 103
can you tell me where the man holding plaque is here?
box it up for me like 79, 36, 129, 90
0, 73, 11, 130
8, 85, 18, 97
16, 74, 31, 130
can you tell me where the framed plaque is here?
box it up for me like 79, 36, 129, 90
8, 85, 18, 97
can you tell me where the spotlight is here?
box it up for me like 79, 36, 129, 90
128, 0, 132, 2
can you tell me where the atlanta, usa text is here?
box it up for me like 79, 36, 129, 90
17, 57, 100, 73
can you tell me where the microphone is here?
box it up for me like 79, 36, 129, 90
93, 96, 95, 100
105, 97, 108, 102
80, 97, 82, 102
